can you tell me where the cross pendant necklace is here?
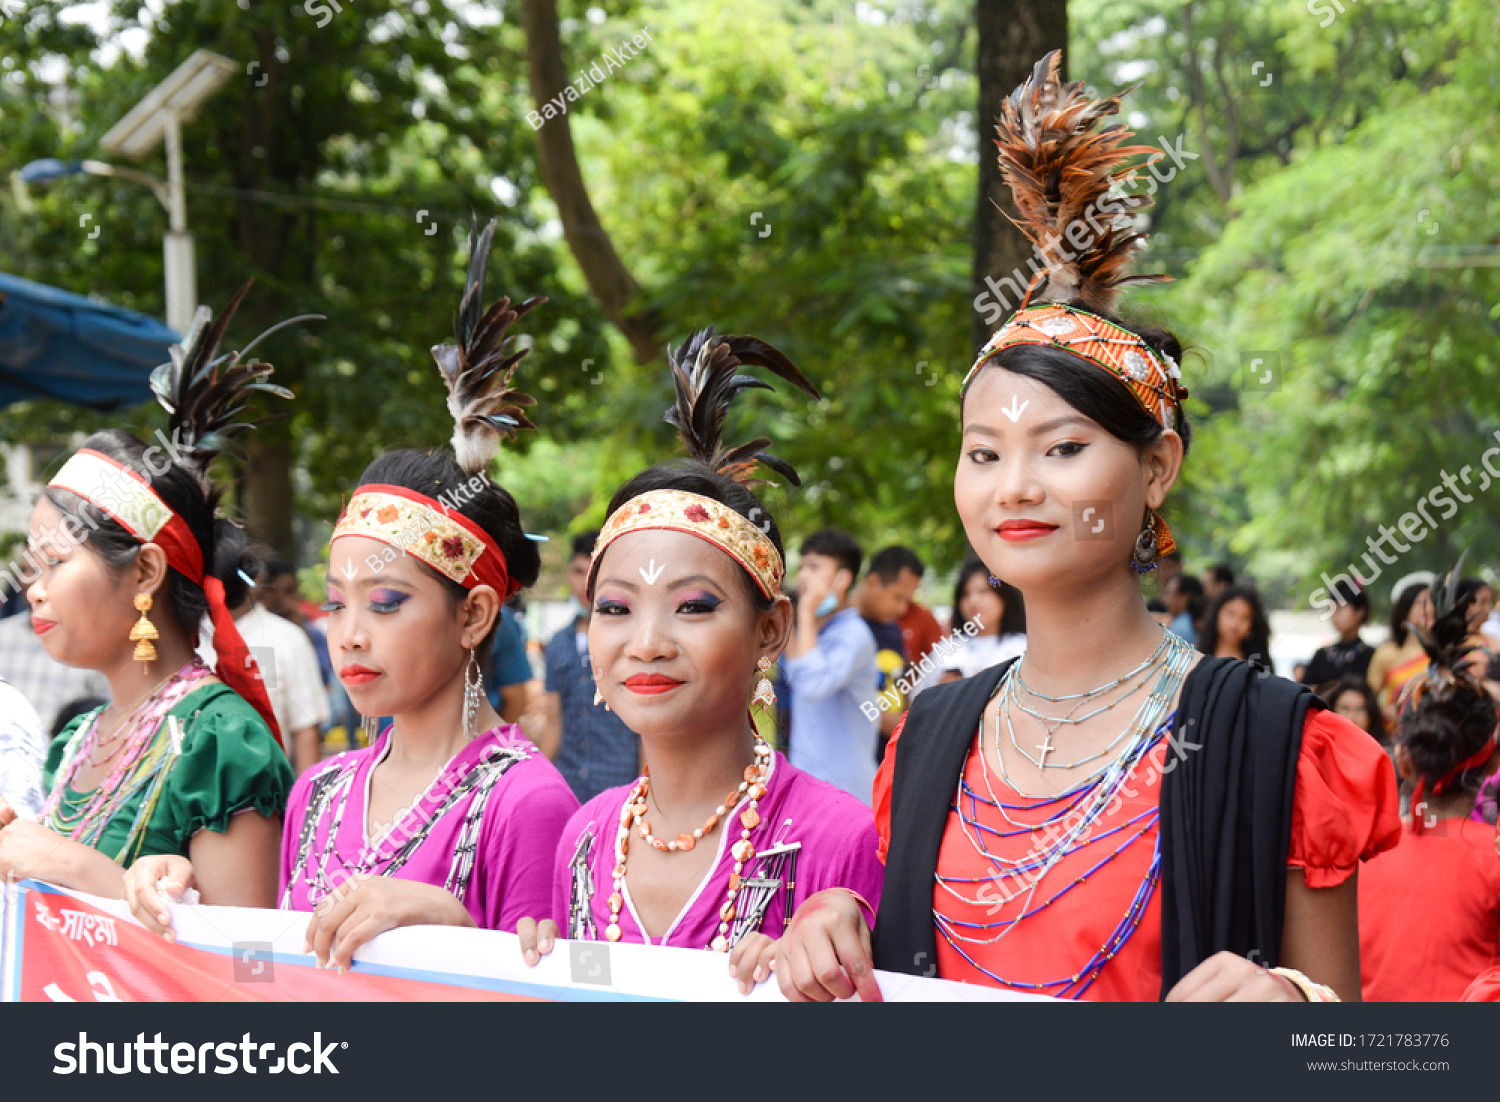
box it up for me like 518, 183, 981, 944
1035, 730, 1055, 769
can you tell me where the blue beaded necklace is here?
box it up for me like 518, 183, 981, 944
932, 639, 1189, 999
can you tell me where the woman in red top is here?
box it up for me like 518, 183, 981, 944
1360, 572, 1500, 1001
772, 53, 1399, 1003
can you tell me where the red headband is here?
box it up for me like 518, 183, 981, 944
47, 449, 284, 750
1410, 735, 1497, 835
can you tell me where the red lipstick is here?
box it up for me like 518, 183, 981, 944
995, 519, 1059, 542
339, 664, 382, 686
624, 673, 684, 695
31, 617, 56, 636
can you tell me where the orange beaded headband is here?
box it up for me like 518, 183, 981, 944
588, 489, 783, 600
963, 303, 1188, 432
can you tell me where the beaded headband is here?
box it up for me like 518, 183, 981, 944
332, 484, 520, 597
589, 489, 783, 601
963, 303, 1188, 432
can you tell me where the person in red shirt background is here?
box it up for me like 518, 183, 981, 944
1360, 570, 1500, 1001
893, 549, 944, 670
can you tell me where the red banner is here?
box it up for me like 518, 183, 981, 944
1, 880, 1043, 1003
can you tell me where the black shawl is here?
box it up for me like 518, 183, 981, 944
872, 655, 1324, 998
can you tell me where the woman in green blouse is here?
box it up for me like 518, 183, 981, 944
0, 293, 294, 908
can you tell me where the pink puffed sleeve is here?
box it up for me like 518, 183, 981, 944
1287, 709, 1403, 888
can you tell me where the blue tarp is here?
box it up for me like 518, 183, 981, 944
0, 271, 177, 410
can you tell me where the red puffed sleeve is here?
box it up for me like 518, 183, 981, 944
872, 713, 907, 865
1463, 967, 1500, 1002
1287, 709, 1402, 887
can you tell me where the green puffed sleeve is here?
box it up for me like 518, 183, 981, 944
160, 684, 293, 845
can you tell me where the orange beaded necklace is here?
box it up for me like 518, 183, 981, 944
605, 736, 774, 951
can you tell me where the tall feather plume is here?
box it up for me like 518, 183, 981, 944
664, 329, 821, 487
148, 281, 310, 480
1409, 552, 1485, 697
431, 218, 544, 474
993, 49, 1169, 313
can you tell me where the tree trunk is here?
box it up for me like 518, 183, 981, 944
243, 429, 295, 558
232, 33, 301, 561
521, 0, 661, 363
971, 0, 1067, 355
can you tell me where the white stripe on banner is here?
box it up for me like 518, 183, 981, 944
0, 880, 1050, 1003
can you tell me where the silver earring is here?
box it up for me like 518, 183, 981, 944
463, 644, 484, 739
1131, 509, 1161, 574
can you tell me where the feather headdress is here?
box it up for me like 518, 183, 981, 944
149, 280, 311, 480
993, 49, 1167, 313
664, 328, 820, 487
431, 218, 544, 474
1404, 552, 1487, 705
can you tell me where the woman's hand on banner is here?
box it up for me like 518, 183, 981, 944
303, 875, 474, 972
775, 888, 882, 1003
727, 932, 778, 995
121, 854, 198, 940
1165, 950, 1300, 1001
516, 916, 558, 966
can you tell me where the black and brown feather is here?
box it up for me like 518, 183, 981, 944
147, 280, 309, 481
664, 329, 820, 487
431, 218, 544, 474
993, 49, 1168, 313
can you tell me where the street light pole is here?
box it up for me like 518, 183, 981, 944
161, 110, 194, 333
98, 48, 237, 335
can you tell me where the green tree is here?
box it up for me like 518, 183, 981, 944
0, 0, 611, 558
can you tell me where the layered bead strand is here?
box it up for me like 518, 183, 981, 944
605, 738, 773, 951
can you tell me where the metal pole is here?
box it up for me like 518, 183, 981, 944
161, 110, 196, 333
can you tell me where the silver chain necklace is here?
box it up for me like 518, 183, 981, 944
996, 631, 1194, 782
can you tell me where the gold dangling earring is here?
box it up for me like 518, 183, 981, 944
590, 656, 610, 711
751, 656, 777, 712
129, 592, 159, 663
750, 655, 777, 750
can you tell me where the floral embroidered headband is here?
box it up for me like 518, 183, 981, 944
589, 489, 783, 601
332, 484, 521, 597
50, 450, 202, 580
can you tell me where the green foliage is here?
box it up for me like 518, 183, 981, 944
564, 0, 978, 566
1170, 0, 1500, 604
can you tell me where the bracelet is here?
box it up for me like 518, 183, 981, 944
833, 887, 878, 927
1269, 967, 1339, 1002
